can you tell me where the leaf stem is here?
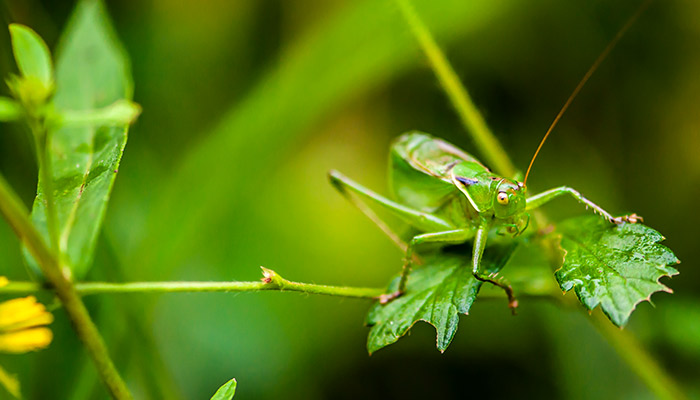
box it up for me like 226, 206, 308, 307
0, 174, 133, 400
394, 0, 517, 177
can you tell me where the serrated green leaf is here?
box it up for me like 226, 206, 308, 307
9, 24, 53, 90
555, 216, 679, 327
0, 97, 22, 122
366, 242, 517, 354
24, 0, 134, 278
210, 378, 237, 400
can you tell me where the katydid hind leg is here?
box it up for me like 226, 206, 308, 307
329, 170, 455, 252
525, 186, 642, 224
379, 228, 474, 304
472, 222, 518, 314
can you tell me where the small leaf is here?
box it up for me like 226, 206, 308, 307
366, 242, 517, 354
9, 24, 53, 90
210, 378, 237, 400
24, 0, 135, 278
555, 216, 679, 327
0, 97, 22, 122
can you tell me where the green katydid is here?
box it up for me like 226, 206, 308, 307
329, 132, 640, 312
329, 4, 648, 312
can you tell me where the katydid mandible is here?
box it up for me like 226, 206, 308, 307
329, 3, 647, 312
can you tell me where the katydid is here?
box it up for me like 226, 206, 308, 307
329, 133, 640, 311
329, 4, 648, 312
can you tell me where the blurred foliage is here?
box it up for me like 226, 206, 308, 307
0, 0, 699, 399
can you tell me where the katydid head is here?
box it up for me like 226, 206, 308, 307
492, 178, 530, 236
451, 169, 528, 235
493, 179, 526, 220
493, 179, 529, 236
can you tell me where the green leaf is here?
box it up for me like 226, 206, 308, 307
366, 242, 517, 354
24, 0, 135, 278
210, 378, 237, 400
8, 24, 53, 90
0, 97, 22, 121
555, 216, 680, 327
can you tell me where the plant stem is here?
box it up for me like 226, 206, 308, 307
0, 174, 133, 400
0, 268, 386, 299
29, 120, 60, 255
590, 311, 687, 400
394, 0, 517, 177
0, 272, 559, 301
548, 295, 688, 399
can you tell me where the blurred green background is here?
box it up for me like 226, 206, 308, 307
1, 0, 699, 398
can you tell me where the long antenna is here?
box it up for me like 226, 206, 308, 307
523, 0, 653, 186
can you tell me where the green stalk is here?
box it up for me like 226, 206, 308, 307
29, 120, 60, 255
0, 174, 133, 400
1, 273, 555, 300
0, 269, 386, 299
393, 0, 685, 397
394, 0, 517, 177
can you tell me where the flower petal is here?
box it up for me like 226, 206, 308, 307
0, 327, 53, 353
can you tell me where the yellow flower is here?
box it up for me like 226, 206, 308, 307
0, 278, 53, 354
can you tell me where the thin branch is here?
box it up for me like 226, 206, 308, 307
0, 268, 386, 299
0, 269, 566, 302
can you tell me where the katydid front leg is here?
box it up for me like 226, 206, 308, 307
526, 186, 642, 224
471, 221, 518, 314
379, 228, 474, 304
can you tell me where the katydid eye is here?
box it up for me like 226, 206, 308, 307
497, 192, 509, 205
